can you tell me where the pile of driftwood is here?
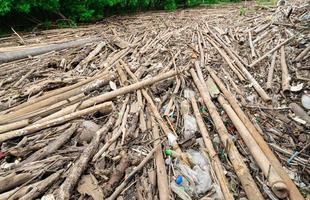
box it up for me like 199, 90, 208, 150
0, 1, 309, 200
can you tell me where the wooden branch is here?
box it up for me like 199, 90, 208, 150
280, 46, 290, 92
0, 119, 29, 134
207, 68, 305, 200
0, 37, 100, 64
0, 172, 34, 193
190, 97, 234, 200
58, 116, 115, 200
190, 68, 264, 200
0, 101, 113, 142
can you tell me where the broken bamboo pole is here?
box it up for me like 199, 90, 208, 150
58, 116, 115, 200
191, 97, 234, 200
280, 46, 290, 93
190, 68, 264, 200
0, 119, 29, 134
152, 116, 170, 200
207, 68, 305, 200
0, 101, 113, 143
295, 45, 310, 62
0, 37, 100, 64
217, 95, 288, 198
266, 51, 277, 91
249, 35, 296, 68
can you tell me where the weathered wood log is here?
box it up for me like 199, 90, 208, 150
191, 97, 234, 200
0, 172, 35, 193
280, 46, 290, 92
208, 68, 305, 200
190, 68, 264, 200
0, 119, 29, 134
0, 102, 113, 142
295, 44, 310, 62
57, 116, 115, 200
22, 123, 78, 164
217, 95, 288, 198
0, 37, 100, 64
19, 170, 64, 200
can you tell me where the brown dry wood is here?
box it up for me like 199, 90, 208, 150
190, 97, 234, 200
0, 172, 35, 193
19, 170, 64, 200
0, 101, 112, 142
2, 70, 109, 114
280, 46, 290, 92
249, 35, 296, 68
0, 179, 41, 200
190, 68, 264, 200
13, 68, 36, 87
34, 68, 184, 125
207, 69, 305, 200
205, 36, 245, 82
0, 72, 114, 124
295, 44, 310, 62
217, 95, 288, 198
0, 37, 100, 64
206, 30, 271, 102
79, 41, 106, 66
92, 105, 129, 161
266, 51, 277, 91
151, 115, 170, 200
103, 152, 130, 197
106, 145, 159, 200
57, 116, 115, 200
22, 123, 78, 164
163, 78, 181, 116
8, 142, 47, 157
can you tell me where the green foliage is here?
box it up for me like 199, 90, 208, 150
0, 0, 242, 29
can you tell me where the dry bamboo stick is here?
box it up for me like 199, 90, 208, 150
107, 145, 159, 200
1, 71, 109, 114
0, 73, 114, 124
0, 119, 29, 134
295, 45, 310, 62
248, 31, 256, 58
207, 69, 305, 200
266, 51, 277, 91
152, 116, 170, 200
190, 68, 264, 200
58, 116, 115, 200
217, 95, 288, 198
0, 172, 35, 193
205, 34, 271, 102
0, 37, 100, 64
92, 105, 129, 161
0, 101, 113, 143
19, 170, 64, 200
249, 35, 296, 68
205, 36, 245, 81
79, 41, 106, 66
22, 123, 78, 164
13, 68, 36, 87
163, 78, 181, 116
34, 68, 185, 124
280, 46, 290, 92
190, 97, 234, 200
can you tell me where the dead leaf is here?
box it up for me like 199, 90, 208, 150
77, 174, 104, 200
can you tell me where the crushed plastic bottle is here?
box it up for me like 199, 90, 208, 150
183, 114, 197, 140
